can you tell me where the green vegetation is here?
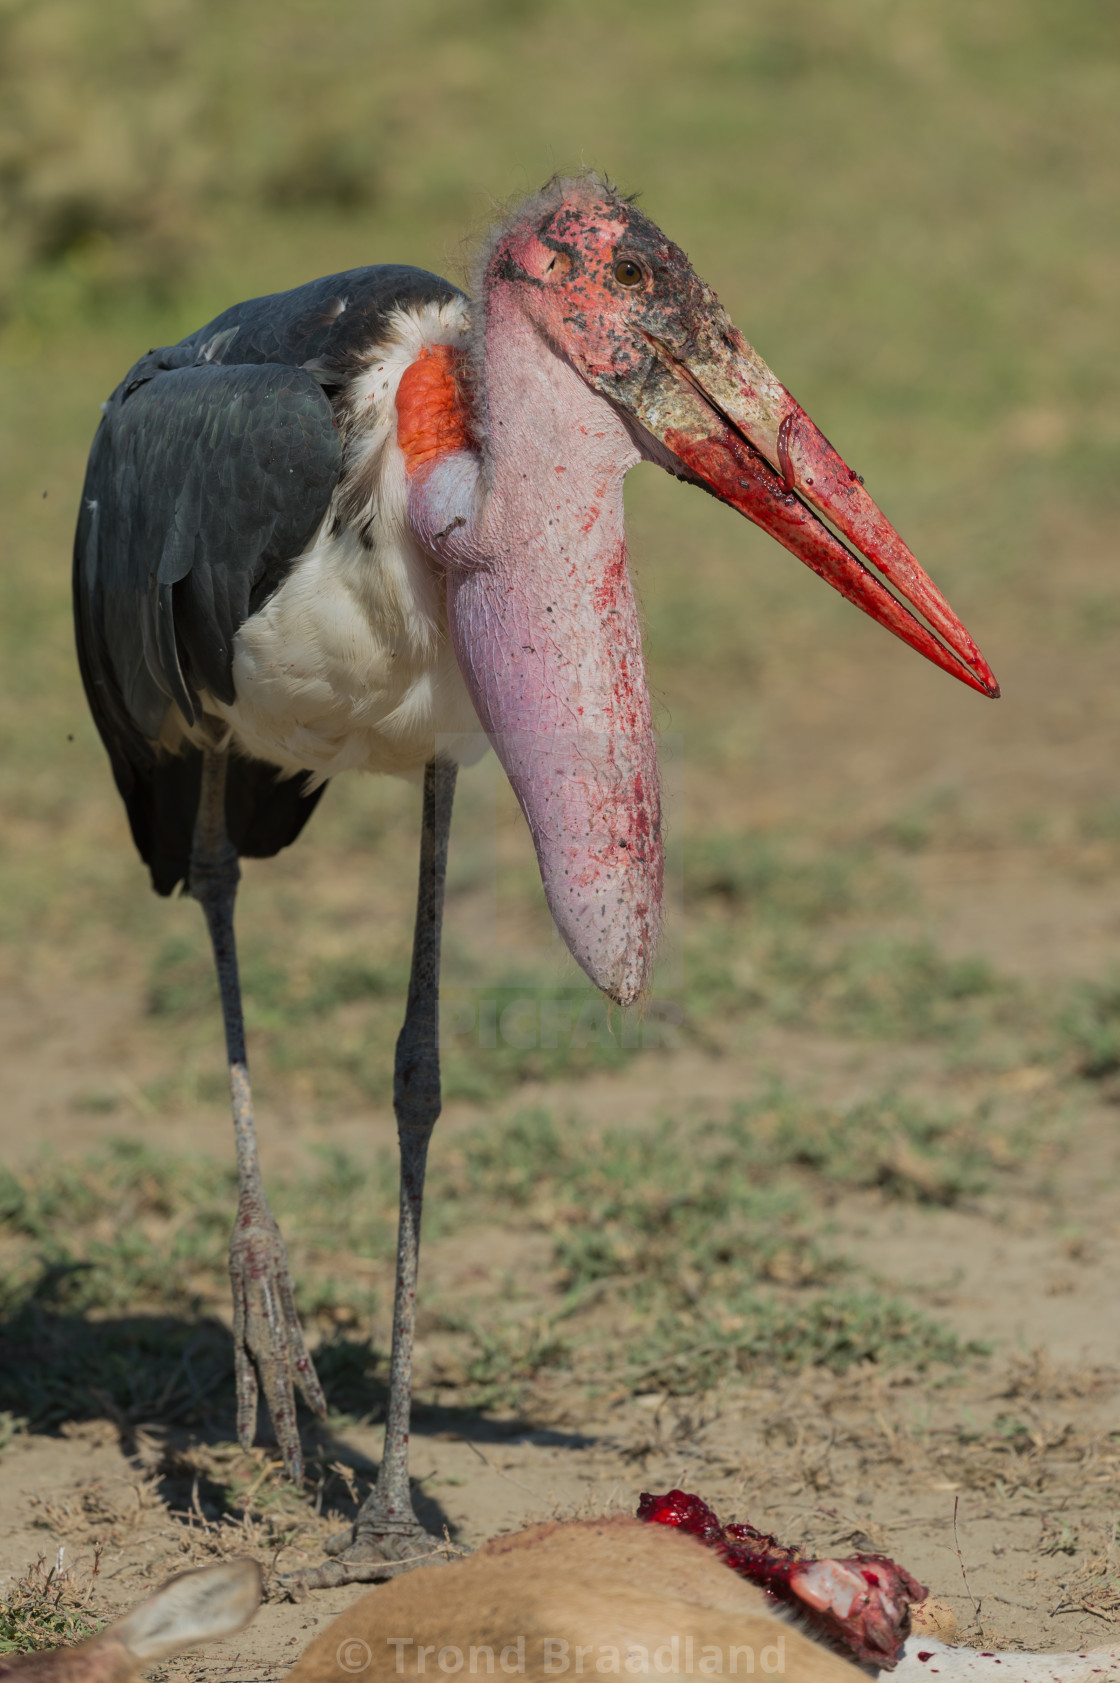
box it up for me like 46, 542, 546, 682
1, 0, 1118, 1478
0, 1137, 396, 1322
1058, 976, 1120, 1081
3, 0, 1116, 1067
1, 1091, 1019, 1429
0, 1555, 102, 1657
685, 833, 871, 923
622, 1292, 983, 1396
99, 820, 1022, 1118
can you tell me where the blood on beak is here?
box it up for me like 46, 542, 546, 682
638, 328, 999, 699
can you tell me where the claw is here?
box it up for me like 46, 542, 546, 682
281, 1525, 462, 1594
228, 1190, 326, 1482
229, 1262, 259, 1452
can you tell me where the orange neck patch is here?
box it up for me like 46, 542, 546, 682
395, 344, 473, 475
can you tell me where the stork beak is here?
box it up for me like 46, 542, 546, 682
632, 325, 999, 698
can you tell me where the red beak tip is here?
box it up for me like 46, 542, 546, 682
974, 659, 1000, 699
964, 668, 1000, 700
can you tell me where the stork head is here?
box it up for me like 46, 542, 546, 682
480, 176, 997, 696
425, 176, 996, 1008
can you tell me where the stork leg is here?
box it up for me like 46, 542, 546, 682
289, 756, 459, 1590
190, 747, 326, 1480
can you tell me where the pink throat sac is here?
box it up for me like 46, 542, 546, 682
436, 280, 664, 1004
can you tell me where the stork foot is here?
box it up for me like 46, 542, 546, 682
282, 1505, 463, 1595
229, 1190, 326, 1483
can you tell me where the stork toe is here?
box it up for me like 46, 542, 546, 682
229, 1196, 326, 1483
282, 1513, 462, 1594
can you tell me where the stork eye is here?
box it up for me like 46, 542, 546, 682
613, 258, 644, 288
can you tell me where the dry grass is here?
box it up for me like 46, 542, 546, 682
0, 1550, 103, 1657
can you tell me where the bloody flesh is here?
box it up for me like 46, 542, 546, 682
637, 1489, 926, 1671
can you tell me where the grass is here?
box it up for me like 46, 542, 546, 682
1058, 976, 1120, 1080
0, 1137, 397, 1322
620, 1291, 985, 1397
671, 827, 1021, 1050
2, 0, 1117, 824
684, 833, 871, 923
145, 932, 644, 1105
1, 1090, 1022, 1429
685, 924, 1008, 1042
0, 1555, 103, 1657
0, 0, 1118, 1528
0, 1, 1113, 1120
435, 1108, 834, 1292
97, 817, 1023, 1122
727, 1090, 1020, 1203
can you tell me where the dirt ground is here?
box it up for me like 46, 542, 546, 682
4, 607, 1120, 1676
3, 2, 1119, 1672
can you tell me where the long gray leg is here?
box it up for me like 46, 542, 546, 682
288, 756, 458, 1591
190, 747, 326, 1480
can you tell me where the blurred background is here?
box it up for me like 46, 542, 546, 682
2, 0, 1120, 1564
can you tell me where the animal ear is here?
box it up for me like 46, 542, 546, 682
111, 1560, 262, 1663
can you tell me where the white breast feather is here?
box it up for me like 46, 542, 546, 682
195, 296, 483, 784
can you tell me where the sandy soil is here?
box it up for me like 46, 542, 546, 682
3, 627, 1120, 1677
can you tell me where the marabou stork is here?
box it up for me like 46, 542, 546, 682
73, 175, 998, 1584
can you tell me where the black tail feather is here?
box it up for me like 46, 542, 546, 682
123, 751, 327, 897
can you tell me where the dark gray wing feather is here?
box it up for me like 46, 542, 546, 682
177, 264, 460, 374
73, 262, 464, 895
99, 361, 341, 724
